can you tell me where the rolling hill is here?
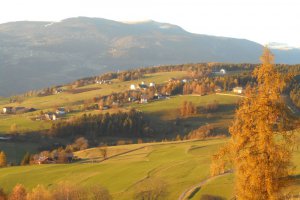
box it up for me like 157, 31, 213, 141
1, 17, 300, 96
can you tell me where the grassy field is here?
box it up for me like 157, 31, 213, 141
132, 94, 242, 137
0, 138, 299, 199
0, 71, 188, 134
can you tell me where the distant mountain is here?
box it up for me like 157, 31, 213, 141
0, 17, 299, 96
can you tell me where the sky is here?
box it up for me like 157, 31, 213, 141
0, 0, 299, 47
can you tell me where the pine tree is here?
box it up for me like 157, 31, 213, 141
0, 151, 7, 167
212, 48, 294, 200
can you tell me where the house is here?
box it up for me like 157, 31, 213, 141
37, 156, 56, 165
2, 107, 13, 114
56, 107, 66, 115
128, 97, 137, 102
66, 152, 74, 163
181, 79, 188, 83
220, 69, 226, 74
112, 101, 120, 107
138, 82, 148, 90
140, 95, 148, 104
0, 136, 12, 141
214, 69, 226, 75
149, 82, 155, 87
169, 78, 177, 82
54, 88, 63, 94
99, 105, 109, 110
130, 84, 136, 90
233, 87, 243, 94
214, 86, 222, 92
154, 93, 165, 100
45, 112, 57, 120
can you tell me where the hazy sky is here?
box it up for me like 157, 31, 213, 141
1, 0, 299, 47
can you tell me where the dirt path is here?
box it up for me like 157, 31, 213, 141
215, 93, 245, 98
178, 172, 231, 200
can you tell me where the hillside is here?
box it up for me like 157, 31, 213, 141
0, 139, 299, 199
1, 17, 300, 96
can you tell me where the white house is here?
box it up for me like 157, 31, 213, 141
149, 82, 155, 87
56, 107, 66, 115
220, 69, 226, 74
233, 87, 243, 94
140, 95, 148, 104
2, 107, 13, 114
130, 84, 136, 90
45, 112, 57, 120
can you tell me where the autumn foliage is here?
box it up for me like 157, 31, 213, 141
211, 48, 295, 200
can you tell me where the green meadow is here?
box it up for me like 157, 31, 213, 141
0, 138, 299, 199
0, 71, 188, 134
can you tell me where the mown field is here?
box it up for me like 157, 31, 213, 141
0, 138, 299, 200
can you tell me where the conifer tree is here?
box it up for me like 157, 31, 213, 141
212, 48, 294, 200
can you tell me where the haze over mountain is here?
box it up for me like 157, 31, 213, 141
0, 17, 299, 96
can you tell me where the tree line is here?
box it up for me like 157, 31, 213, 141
49, 109, 153, 138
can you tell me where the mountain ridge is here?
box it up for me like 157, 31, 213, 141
0, 17, 299, 96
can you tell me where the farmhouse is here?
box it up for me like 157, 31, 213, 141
37, 156, 56, 165
130, 84, 136, 90
56, 107, 66, 115
214, 86, 222, 92
99, 105, 110, 110
220, 69, 226, 74
140, 94, 148, 104
138, 82, 148, 90
149, 82, 155, 87
128, 97, 137, 102
45, 112, 57, 120
233, 87, 243, 94
2, 107, 13, 114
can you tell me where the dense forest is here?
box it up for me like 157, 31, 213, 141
49, 109, 153, 139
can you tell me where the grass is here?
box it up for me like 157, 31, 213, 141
133, 94, 240, 120
0, 71, 188, 134
132, 94, 241, 137
0, 138, 299, 199
0, 139, 226, 199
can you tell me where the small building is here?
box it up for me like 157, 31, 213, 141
2, 107, 13, 114
220, 69, 226, 74
214, 86, 222, 93
140, 95, 148, 104
181, 79, 188, 83
149, 82, 155, 87
130, 84, 136, 90
0, 136, 12, 141
233, 87, 243, 94
99, 105, 109, 110
45, 112, 57, 120
138, 82, 148, 90
128, 97, 137, 102
56, 107, 66, 115
37, 156, 56, 165
54, 88, 63, 94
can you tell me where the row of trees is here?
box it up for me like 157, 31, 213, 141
0, 178, 168, 200
0, 183, 112, 200
49, 109, 152, 138
180, 101, 197, 116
